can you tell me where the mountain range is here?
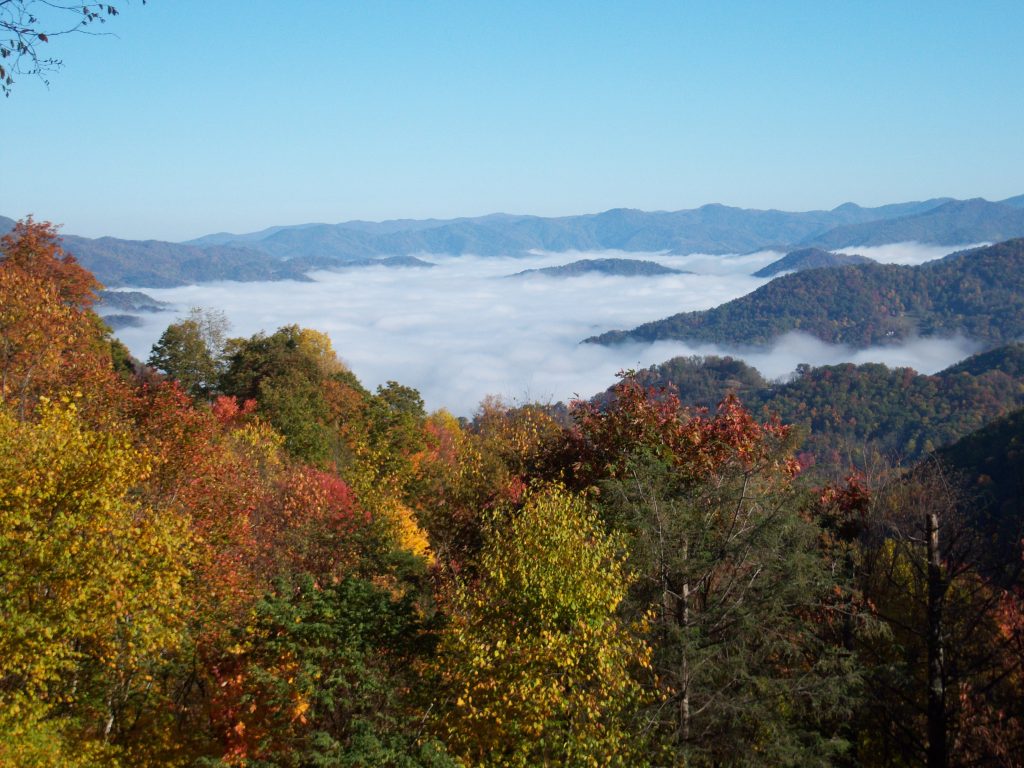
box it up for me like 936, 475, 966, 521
184, 197, 1024, 264
3, 194, 1024, 287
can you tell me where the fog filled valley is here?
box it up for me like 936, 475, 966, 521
107, 244, 985, 415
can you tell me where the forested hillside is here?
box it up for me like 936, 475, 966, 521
628, 348, 1024, 468
588, 238, 1024, 348
2, 219, 1022, 767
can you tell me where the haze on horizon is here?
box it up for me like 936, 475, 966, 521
3, 2, 1024, 241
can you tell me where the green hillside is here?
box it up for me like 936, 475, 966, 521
588, 238, 1024, 348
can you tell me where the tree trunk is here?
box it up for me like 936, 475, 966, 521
680, 535, 690, 743
926, 512, 947, 768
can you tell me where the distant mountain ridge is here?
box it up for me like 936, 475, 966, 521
586, 239, 1024, 349
3, 193, 1023, 287
60, 235, 311, 288
183, 198, 968, 262
800, 198, 1024, 249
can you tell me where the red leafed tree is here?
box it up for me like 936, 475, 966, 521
570, 373, 799, 485
267, 465, 363, 581
0, 218, 117, 420
0, 217, 99, 310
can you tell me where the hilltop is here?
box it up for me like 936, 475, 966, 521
507, 258, 685, 278
586, 239, 1024, 349
753, 247, 873, 277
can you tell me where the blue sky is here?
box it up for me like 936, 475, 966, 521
3, 1, 1023, 241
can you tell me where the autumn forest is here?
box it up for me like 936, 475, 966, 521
1, 215, 1022, 768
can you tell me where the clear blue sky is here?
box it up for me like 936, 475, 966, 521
3, 0, 1023, 241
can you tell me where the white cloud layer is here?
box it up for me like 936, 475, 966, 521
110, 246, 981, 416
840, 241, 990, 266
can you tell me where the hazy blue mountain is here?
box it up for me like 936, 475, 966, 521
508, 258, 685, 278
185, 223, 322, 247
66, 235, 437, 287
95, 291, 174, 332
60, 235, 312, 288
182, 197, 962, 261
4, 194, 1023, 287
102, 314, 147, 330
334, 255, 435, 269
801, 199, 1024, 249
0, 215, 15, 235
586, 238, 1024, 349
753, 247, 873, 277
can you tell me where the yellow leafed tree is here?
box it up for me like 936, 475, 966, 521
435, 483, 652, 767
0, 397, 191, 764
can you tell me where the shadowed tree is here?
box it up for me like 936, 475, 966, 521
573, 374, 864, 766
851, 461, 1024, 767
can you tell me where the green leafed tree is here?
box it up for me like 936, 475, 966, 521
212, 574, 454, 768
219, 324, 357, 466
149, 319, 216, 398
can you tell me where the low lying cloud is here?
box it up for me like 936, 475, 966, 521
690, 332, 982, 381
526, 248, 787, 276
841, 241, 990, 266
110, 248, 982, 416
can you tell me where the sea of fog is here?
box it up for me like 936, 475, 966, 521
111, 243, 985, 416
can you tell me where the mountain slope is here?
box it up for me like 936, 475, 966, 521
937, 406, 1024, 564
941, 342, 1024, 378
801, 199, 1024, 249
61, 236, 311, 288
753, 248, 873, 277
587, 239, 1024, 349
